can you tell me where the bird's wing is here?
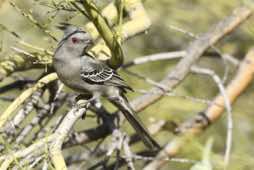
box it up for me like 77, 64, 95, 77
80, 55, 133, 91
80, 56, 114, 83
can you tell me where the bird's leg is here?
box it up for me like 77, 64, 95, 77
76, 94, 116, 131
78, 94, 107, 121
87, 97, 117, 132
90, 98, 110, 125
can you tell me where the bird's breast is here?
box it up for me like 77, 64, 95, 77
54, 58, 82, 88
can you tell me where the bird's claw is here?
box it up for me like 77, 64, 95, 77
74, 100, 89, 119
74, 95, 92, 120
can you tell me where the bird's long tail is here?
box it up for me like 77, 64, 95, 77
109, 94, 161, 150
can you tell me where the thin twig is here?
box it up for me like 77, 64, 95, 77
191, 66, 233, 168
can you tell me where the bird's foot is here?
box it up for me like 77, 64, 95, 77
75, 94, 93, 119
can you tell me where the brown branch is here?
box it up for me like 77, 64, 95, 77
129, 6, 252, 113
144, 47, 254, 170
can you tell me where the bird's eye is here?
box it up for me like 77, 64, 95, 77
71, 37, 79, 44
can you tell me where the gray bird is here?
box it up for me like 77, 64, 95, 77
53, 24, 160, 150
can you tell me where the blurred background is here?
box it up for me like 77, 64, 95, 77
0, 0, 254, 169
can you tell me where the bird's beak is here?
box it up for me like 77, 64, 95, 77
89, 39, 95, 46
84, 39, 94, 50
55, 22, 70, 31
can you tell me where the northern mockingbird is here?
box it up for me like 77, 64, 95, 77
53, 24, 160, 150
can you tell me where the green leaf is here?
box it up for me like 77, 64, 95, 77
190, 137, 213, 170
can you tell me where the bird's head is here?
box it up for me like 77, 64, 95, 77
55, 23, 94, 56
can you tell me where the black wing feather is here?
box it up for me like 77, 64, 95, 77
81, 62, 113, 83
80, 56, 133, 91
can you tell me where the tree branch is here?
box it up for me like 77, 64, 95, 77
144, 47, 254, 170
